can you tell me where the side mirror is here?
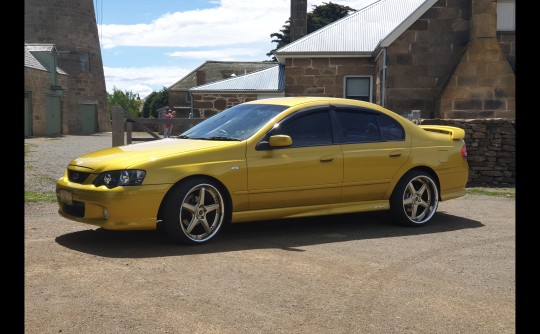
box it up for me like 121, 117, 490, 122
269, 135, 292, 147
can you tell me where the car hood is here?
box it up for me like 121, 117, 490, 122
68, 139, 239, 173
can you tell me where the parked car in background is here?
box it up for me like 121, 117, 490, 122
56, 97, 469, 245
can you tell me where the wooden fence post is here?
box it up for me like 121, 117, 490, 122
126, 121, 132, 145
111, 106, 125, 147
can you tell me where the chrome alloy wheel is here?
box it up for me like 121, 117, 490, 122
179, 183, 225, 242
401, 175, 439, 224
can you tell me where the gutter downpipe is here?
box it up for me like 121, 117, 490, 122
381, 47, 387, 107
189, 91, 194, 120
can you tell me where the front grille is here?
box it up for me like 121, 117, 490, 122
68, 170, 92, 184
62, 200, 85, 218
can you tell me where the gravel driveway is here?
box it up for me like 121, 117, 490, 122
24, 133, 515, 334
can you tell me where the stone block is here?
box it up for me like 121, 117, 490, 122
311, 58, 330, 68
285, 67, 304, 77
292, 58, 311, 67
484, 99, 506, 110
454, 99, 482, 110
305, 87, 325, 95
457, 76, 478, 87
296, 76, 316, 86
409, 19, 429, 30
396, 54, 413, 66
304, 68, 322, 76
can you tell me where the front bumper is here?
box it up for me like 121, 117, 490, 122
56, 175, 170, 230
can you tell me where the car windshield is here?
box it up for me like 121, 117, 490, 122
179, 103, 287, 141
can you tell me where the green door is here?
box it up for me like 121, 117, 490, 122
45, 94, 61, 135
81, 104, 97, 134
24, 93, 32, 137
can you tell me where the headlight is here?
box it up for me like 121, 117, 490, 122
93, 170, 146, 189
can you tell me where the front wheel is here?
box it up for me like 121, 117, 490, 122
390, 171, 439, 226
161, 178, 229, 245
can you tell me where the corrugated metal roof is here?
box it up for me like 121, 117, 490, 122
190, 65, 284, 92
275, 0, 435, 59
24, 43, 68, 75
25, 43, 56, 52
24, 46, 47, 71
169, 61, 278, 91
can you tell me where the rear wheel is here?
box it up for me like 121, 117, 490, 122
390, 171, 439, 226
161, 178, 229, 245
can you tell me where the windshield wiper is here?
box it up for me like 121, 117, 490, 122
204, 136, 241, 141
177, 135, 190, 139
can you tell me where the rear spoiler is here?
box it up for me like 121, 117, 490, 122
419, 125, 465, 140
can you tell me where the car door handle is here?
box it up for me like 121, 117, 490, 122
320, 156, 335, 163
389, 153, 401, 158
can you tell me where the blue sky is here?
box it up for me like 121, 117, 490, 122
96, 0, 376, 98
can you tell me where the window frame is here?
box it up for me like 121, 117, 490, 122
496, 0, 515, 32
343, 76, 373, 102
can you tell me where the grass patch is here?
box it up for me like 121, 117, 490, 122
25, 143, 36, 156
466, 187, 515, 198
25, 191, 57, 203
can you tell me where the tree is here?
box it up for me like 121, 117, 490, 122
142, 87, 169, 118
107, 87, 141, 117
267, 2, 356, 59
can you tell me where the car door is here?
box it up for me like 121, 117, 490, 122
246, 108, 343, 210
335, 108, 411, 202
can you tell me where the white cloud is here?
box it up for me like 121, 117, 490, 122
104, 66, 190, 99
99, 0, 377, 50
167, 48, 263, 60
99, 0, 291, 49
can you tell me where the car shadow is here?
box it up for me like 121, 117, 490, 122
55, 210, 483, 258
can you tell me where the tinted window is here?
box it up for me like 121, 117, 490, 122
336, 109, 405, 143
336, 110, 381, 143
375, 113, 405, 141
272, 110, 333, 147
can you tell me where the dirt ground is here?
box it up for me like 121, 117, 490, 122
25, 194, 515, 334
24, 134, 515, 333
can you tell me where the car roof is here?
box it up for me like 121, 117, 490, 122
245, 96, 379, 109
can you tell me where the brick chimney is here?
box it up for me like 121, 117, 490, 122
439, 0, 515, 118
290, 0, 307, 42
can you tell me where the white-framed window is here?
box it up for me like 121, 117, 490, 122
497, 0, 515, 31
344, 76, 372, 102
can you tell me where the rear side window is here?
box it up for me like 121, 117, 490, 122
375, 113, 405, 141
336, 109, 404, 143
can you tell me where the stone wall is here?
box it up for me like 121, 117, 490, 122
439, 0, 515, 119
25, 0, 111, 134
497, 31, 516, 73
24, 67, 69, 136
384, 0, 472, 118
191, 93, 258, 118
284, 57, 374, 97
420, 118, 515, 187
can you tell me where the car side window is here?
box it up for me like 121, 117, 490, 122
273, 110, 333, 147
336, 109, 405, 143
336, 110, 381, 143
375, 113, 405, 141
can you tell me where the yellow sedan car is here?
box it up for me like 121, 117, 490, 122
56, 97, 468, 245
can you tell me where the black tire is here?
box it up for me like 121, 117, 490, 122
390, 170, 439, 226
161, 177, 229, 245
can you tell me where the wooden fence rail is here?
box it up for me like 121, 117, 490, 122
111, 106, 204, 147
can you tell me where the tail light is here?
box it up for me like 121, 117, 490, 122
461, 142, 467, 159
